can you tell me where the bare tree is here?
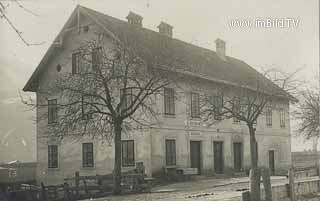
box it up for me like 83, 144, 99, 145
0, 0, 44, 46
200, 68, 298, 201
24, 32, 178, 194
294, 89, 320, 139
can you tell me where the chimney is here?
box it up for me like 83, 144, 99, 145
157, 22, 173, 37
215, 38, 226, 61
126, 11, 143, 27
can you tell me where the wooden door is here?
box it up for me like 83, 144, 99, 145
214, 141, 224, 173
233, 142, 243, 172
269, 150, 275, 175
190, 141, 201, 174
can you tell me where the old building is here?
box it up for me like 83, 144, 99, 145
23, 5, 293, 184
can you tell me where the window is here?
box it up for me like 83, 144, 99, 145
120, 88, 133, 111
266, 106, 272, 127
233, 97, 240, 123
48, 99, 57, 124
122, 140, 135, 167
72, 52, 81, 74
164, 88, 175, 115
191, 92, 200, 118
82, 143, 94, 167
279, 108, 285, 128
48, 145, 58, 168
82, 96, 92, 120
212, 95, 223, 120
92, 47, 102, 70
165, 139, 176, 166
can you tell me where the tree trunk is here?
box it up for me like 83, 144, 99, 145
113, 120, 122, 195
248, 125, 261, 201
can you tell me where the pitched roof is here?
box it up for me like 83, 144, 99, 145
23, 5, 295, 101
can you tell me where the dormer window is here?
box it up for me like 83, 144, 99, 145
157, 22, 173, 38
126, 12, 143, 27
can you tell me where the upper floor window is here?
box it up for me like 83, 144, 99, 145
72, 52, 81, 74
48, 145, 58, 168
165, 139, 176, 166
81, 96, 92, 120
191, 92, 200, 118
122, 140, 135, 167
212, 95, 223, 120
92, 47, 102, 70
233, 97, 240, 123
164, 88, 175, 115
82, 143, 94, 168
266, 106, 272, 127
120, 88, 134, 112
279, 108, 285, 128
48, 99, 57, 124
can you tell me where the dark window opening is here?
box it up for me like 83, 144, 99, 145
92, 47, 102, 71
165, 139, 176, 166
280, 108, 285, 128
120, 88, 134, 112
164, 88, 175, 115
191, 92, 200, 118
122, 140, 135, 167
233, 97, 240, 123
48, 145, 58, 168
82, 96, 92, 120
72, 52, 81, 74
212, 95, 223, 120
82, 143, 94, 167
48, 99, 57, 124
266, 106, 272, 127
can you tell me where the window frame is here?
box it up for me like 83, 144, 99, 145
165, 139, 176, 166
121, 140, 135, 167
266, 106, 272, 127
72, 52, 81, 74
279, 108, 285, 128
81, 96, 93, 120
48, 99, 58, 124
212, 95, 223, 120
48, 145, 58, 169
120, 88, 134, 112
233, 97, 241, 123
164, 87, 175, 115
92, 47, 102, 71
82, 143, 94, 168
190, 92, 200, 118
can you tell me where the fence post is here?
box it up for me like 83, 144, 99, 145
261, 167, 272, 201
40, 182, 46, 201
242, 190, 251, 201
75, 171, 80, 199
63, 182, 70, 201
289, 167, 295, 201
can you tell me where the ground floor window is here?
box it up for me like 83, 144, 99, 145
165, 139, 176, 166
82, 143, 94, 167
213, 141, 224, 173
233, 142, 243, 172
122, 140, 135, 167
48, 145, 58, 168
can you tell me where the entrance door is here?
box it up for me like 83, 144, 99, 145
269, 150, 275, 175
214, 141, 224, 173
190, 141, 201, 174
233, 142, 243, 172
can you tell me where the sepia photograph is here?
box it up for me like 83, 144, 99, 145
0, 0, 319, 200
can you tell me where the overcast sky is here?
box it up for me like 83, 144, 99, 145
0, 0, 319, 152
